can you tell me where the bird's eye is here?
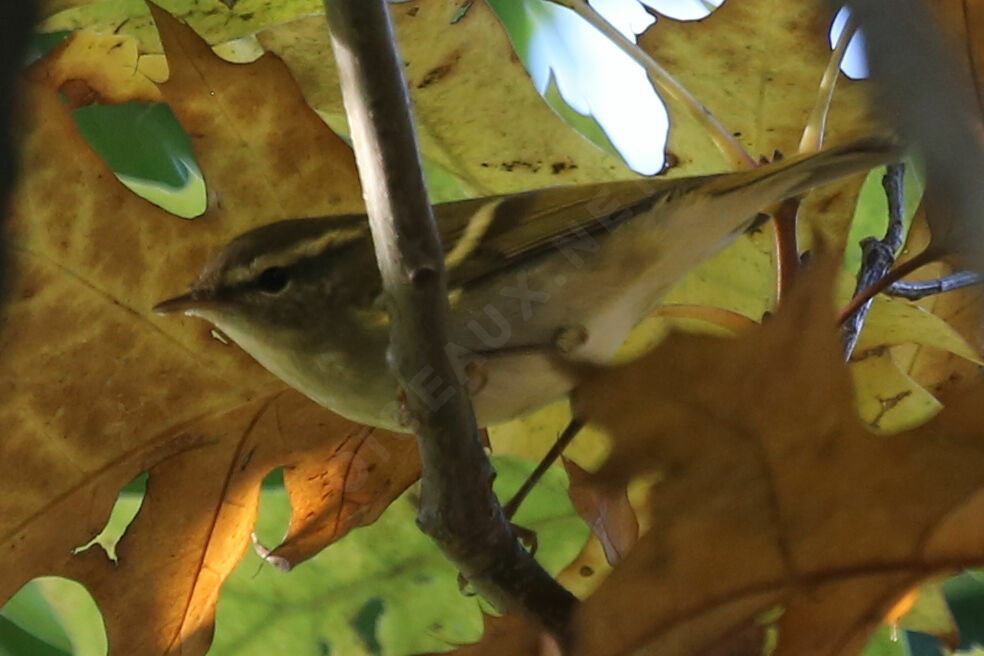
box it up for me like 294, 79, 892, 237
257, 267, 290, 294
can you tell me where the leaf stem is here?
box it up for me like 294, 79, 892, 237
778, 12, 856, 304
774, 197, 803, 303
800, 13, 858, 153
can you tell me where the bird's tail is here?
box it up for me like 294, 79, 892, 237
712, 136, 902, 200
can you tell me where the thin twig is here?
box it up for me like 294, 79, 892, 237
800, 13, 858, 153
836, 250, 933, 326
841, 162, 906, 359
503, 418, 585, 519
886, 270, 983, 300
547, 0, 755, 170
837, 0, 984, 270
322, 0, 576, 638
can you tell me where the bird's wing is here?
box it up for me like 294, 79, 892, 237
435, 175, 712, 290
435, 136, 899, 291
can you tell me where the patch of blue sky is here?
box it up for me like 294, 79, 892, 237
644, 0, 723, 21
497, 0, 728, 174
520, 0, 666, 173
830, 6, 869, 79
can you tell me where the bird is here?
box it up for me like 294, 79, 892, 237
155, 137, 897, 432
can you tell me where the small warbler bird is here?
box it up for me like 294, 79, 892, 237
156, 138, 896, 430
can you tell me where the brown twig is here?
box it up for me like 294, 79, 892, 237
321, 0, 576, 638
774, 197, 802, 302
840, 163, 909, 358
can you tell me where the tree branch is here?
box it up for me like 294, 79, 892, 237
841, 163, 905, 360
886, 270, 983, 300
321, 0, 577, 638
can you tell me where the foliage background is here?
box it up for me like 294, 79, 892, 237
2, 0, 984, 655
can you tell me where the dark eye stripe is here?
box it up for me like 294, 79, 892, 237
257, 267, 290, 293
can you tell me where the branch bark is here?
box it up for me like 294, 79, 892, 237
322, 0, 577, 638
841, 163, 905, 359
886, 270, 983, 300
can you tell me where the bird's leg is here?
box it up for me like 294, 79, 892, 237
471, 327, 589, 521
503, 417, 586, 519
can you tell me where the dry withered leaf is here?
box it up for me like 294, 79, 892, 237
570, 258, 984, 656
1, 7, 419, 654
563, 458, 639, 566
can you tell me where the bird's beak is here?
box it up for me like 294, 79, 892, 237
153, 291, 219, 316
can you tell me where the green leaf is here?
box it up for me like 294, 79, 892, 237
945, 571, 984, 651
210, 455, 588, 656
24, 31, 72, 66
71, 102, 206, 218
861, 625, 908, 656
0, 615, 72, 656
0, 584, 72, 656
1, 578, 106, 656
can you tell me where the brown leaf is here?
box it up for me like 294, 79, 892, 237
570, 258, 984, 656
563, 458, 639, 566
1, 7, 418, 655
429, 614, 557, 656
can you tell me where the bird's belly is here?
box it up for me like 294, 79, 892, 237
230, 328, 575, 430
210, 314, 578, 431
469, 351, 578, 426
